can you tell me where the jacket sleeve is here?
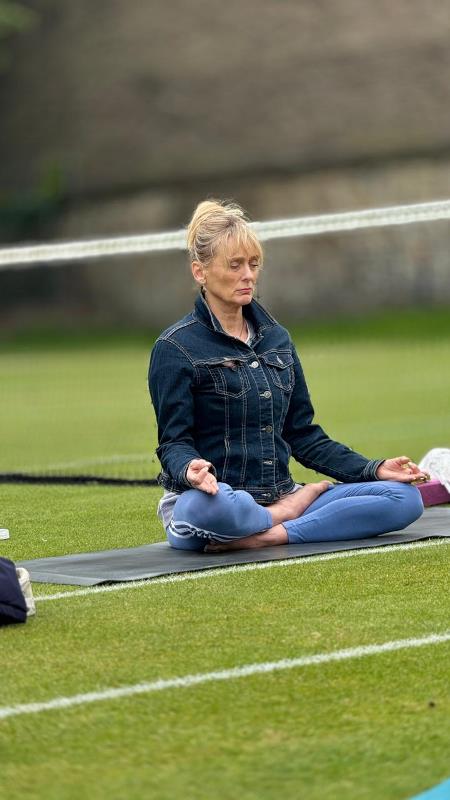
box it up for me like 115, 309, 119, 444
148, 338, 204, 487
282, 344, 385, 482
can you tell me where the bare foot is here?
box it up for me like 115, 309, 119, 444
267, 481, 333, 526
204, 524, 288, 553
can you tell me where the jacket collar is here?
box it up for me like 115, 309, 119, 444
193, 291, 277, 336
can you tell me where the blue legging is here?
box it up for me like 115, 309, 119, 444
283, 481, 423, 543
166, 481, 424, 551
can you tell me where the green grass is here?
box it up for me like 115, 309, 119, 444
0, 545, 449, 799
1, 307, 450, 799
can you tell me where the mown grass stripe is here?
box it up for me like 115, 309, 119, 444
35, 538, 450, 603
1, 631, 449, 722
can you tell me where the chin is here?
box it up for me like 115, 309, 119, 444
238, 293, 254, 304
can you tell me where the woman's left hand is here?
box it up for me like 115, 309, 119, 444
375, 456, 430, 483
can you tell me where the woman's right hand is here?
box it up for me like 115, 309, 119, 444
186, 459, 219, 494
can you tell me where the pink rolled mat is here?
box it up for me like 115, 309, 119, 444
417, 479, 450, 507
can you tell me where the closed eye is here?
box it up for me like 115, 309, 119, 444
229, 260, 260, 270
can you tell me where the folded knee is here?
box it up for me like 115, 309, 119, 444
172, 484, 233, 535
392, 483, 424, 528
172, 482, 271, 541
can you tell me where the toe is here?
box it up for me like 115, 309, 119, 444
204, 542, 223, 553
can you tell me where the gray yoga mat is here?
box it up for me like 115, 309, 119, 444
19, 507, 450, 586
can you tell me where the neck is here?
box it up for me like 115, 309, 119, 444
204, 294, 247, 339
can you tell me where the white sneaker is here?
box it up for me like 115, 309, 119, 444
16, 567, 36, 617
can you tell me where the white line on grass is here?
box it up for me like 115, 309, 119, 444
1, 631, 449, 721
35, 538, 450, 603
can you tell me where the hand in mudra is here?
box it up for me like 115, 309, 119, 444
186, 459, 219, 494
375, 456, 429, 483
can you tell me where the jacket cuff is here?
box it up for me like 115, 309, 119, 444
362, 459, 386, 481
179, 463, 195, 489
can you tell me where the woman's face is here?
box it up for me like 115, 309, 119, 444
194, 239, 261, 310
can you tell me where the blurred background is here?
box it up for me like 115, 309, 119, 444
0, 0, 449, 485
0, 0, 449, 329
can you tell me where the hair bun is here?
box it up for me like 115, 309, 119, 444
186, 198, 262, 267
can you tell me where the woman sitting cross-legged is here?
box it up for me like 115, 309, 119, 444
148, 199, 426, 553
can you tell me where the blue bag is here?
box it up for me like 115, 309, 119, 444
0, 557, 27, 626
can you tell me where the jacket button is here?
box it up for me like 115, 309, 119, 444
250, 360, 259, 368
261, 390, 271, 398
263, 425, 273, 433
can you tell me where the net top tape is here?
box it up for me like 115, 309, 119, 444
1, 199, 449, 269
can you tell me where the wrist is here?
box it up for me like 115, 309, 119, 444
180, 462, 196, 488
363, 458, 386, 481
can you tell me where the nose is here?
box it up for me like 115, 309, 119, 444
242, 261, 254, 281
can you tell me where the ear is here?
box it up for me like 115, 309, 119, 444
191, 260, 206, 285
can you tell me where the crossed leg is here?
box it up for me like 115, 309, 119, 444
205, 481, 424, 552
167, 480, 331, 551
204, 481, 332, 552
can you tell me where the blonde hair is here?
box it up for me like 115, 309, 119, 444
186, 198, 263, 267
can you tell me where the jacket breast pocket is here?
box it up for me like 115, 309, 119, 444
261, 351, 295, 391
204, 359, 251, 398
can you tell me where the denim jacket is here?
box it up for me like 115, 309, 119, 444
148, 293, 384, 504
